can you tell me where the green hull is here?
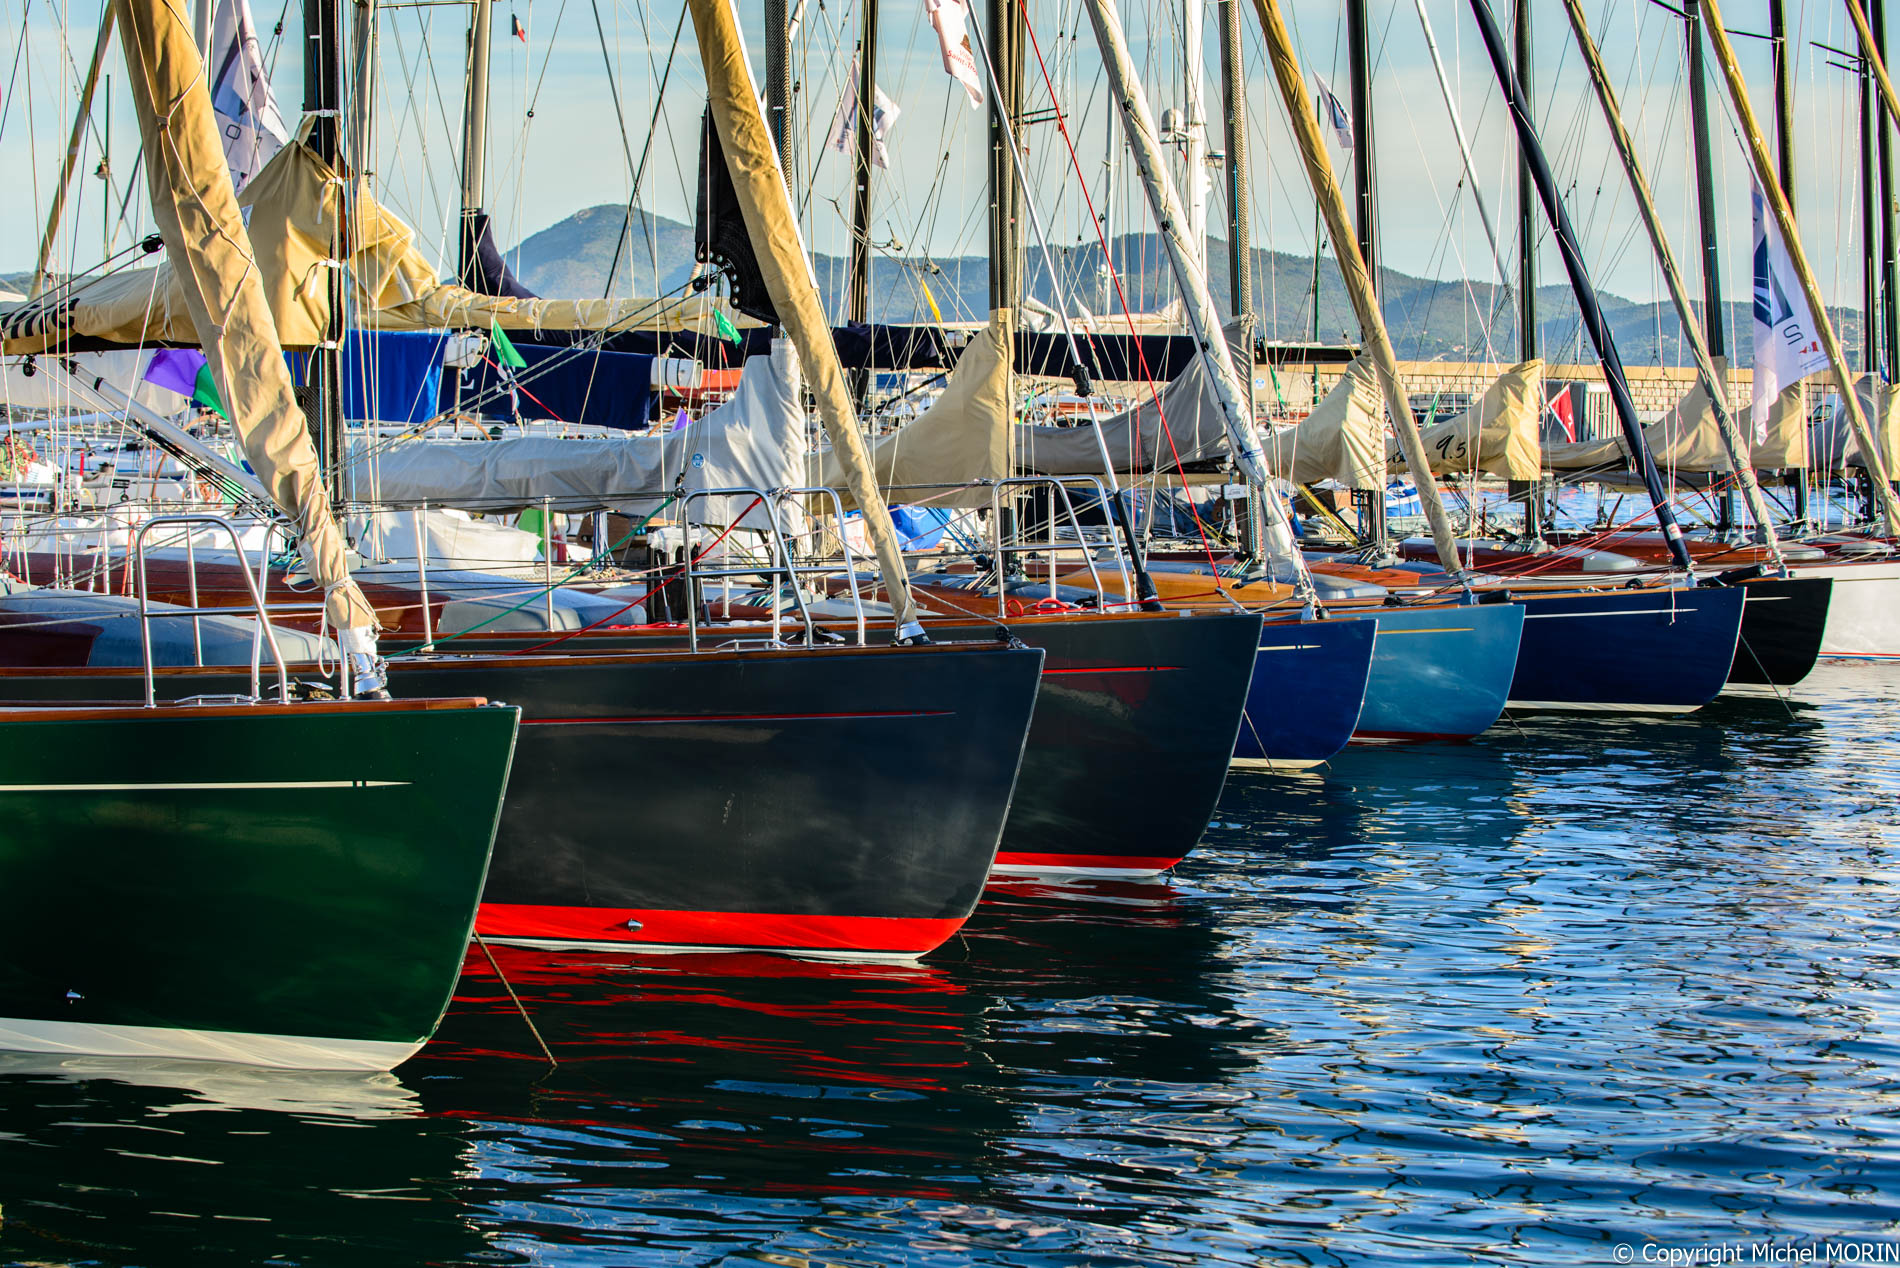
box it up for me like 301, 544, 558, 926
0, 700, 518, 1069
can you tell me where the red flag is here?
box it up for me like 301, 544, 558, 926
1547, 387, 1576, 441
511, 13, 526, 41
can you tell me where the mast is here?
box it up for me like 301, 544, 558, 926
1559, 0, 1785, 566
458, 0, 493, 284
1218, 0, 1250, 319
32, 12, 118, 298
1082, 0, 1319, 598
688, 0, 927, 637
1865, 49, 1879, 369
964, 0, 1161, 605
988, 0, 1024, 310
1881, 0, 1899, 375
764, 0, 794, 168
1514, 0, 1535, 361
348, 0, 378, 180
1344, 0, 1385, 546
849, 0, 877, 404
1183, 0, 1208, 261
1837, 0, 1900, 527
1684, 0, 1736, 534
1466, 0, 1698, 572
1772, 0, 1811, 524
1413, 0, 1510, 296
1685, 0, 1726, 362
305, 0, 347, 502
1247, 0, 1468, 576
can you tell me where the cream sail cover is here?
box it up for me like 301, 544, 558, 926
817, 310, 1012, 508
1260, 356, 1384, 489
110, 0, 375, 634
1392, 359, 1543, 480
1, 137, 739, 352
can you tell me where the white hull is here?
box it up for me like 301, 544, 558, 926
1802, 561, 1900, 658
0, 1016, 424, 1071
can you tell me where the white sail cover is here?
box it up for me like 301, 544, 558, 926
1392, 358, 1543, 480
1015, 323, 1243, 476
1753, 381, 1808, 469
1261, 355, 1383, 489
817, 310, 1010, 507
347, 342, 806, 531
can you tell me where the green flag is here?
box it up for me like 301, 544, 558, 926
490, 321, 527, 370
191, 364, 228, 420
713, 308, 742, 347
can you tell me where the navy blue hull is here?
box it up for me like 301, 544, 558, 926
1234, 615, 1375, 766
1505, 586, 1746, 712
1352, 602, 1524, 742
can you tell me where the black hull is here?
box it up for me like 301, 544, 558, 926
471, 611, 1264, 876
0, 643, 1044, 959
1728, 576, 1833, 687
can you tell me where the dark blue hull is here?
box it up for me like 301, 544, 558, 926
1352, 601, 1525, 742
1506, 585, 1746, 712
1233, 614, 1375, 766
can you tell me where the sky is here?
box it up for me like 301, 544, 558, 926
0, 0, 1890, 348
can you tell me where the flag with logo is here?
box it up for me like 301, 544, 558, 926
1314, 74, 1353, 150
829, 58, 900, 169
206, 0, 288, 192
923, 0, 985, 107
1752, 182, 1828, 440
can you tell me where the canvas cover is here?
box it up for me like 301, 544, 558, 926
817, 310, 1011, 507
0, 138, 738, 354
111, 0, 375, 635
1753, 381, 1808, 470
1393, 359, 1543, 480
1261, 355, 1383, 489
1811, 374, 1900, 474
347, 342, 805, 531
1546, 377, 1744, 473
1016, 322, 1243, 476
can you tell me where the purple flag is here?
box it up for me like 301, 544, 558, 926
144, 348, 207, 398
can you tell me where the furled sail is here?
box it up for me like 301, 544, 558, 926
348, 342, 805, 531
1, 137, 738, 353
817, 310, 1011, 507
1260, 356, 1383, 489
1392, 358, 1543, 480
109, 0, 378, 662
1015, 323, 1243, 477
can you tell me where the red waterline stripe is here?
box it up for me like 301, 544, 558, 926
1041, 665, 1183, 675
476, 903, 966, 956
993, 851, 1184, 872
520, 709, 954, 726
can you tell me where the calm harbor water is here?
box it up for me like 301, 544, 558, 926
3, 665, 1900, 1265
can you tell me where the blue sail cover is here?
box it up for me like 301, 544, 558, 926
464, 342, 655, 429
287, 330, 448, 425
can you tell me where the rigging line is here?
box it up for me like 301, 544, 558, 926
600, 0, 687, 301
587, 0, 642, 204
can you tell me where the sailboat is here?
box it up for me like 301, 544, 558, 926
0, 0, 1050, 960
0, 0, 521, 1070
